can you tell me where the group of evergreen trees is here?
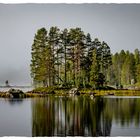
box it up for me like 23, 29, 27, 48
31, 26, 112, 88
30, 26, 140, 89
109, 49, 140, 88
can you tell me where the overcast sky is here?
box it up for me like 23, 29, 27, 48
0, 3, 140, 85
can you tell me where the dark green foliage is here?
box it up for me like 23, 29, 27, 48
31, 28, 54, 87
30, 27, 140, 89
90, 48, 100, 88
31, 28, 48, 86
134, 49, 140, 83
68, 28, 86, 87
59, 28, 69, 85
136, 64, 140, 83
31, 27, 112, 89
97, 73, 106, 88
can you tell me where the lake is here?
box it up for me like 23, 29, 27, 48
0, 95, 140, 136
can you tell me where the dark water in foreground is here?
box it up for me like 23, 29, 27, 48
0, 96, 140, 136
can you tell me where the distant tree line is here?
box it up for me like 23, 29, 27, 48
109, 49, 140, 88
30, 26, 140, 89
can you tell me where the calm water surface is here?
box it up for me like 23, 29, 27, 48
0, 96, 140, 136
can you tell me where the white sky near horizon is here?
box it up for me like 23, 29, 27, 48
0, 0, 140, 86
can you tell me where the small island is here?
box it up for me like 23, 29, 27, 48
0, 26, 140, 98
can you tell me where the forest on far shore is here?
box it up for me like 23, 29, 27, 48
30, 26, 140, 89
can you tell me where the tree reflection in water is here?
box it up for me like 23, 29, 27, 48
32, 96, 112, 136
7, 98, 23, 105
32, 96, 140, 137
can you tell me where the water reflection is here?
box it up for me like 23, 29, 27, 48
32, 96, 112, 136
7, 98, 23, 105
0, 98, 32, 136
31, 96, 140, 136
0, 96, 140, 136
104, 97, 140, 128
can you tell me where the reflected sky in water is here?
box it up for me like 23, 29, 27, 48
0, 98, 32, 136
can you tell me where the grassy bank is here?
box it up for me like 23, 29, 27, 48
0, 87, 140, 98
80, 89, 140, 96
29, 84, 140, 96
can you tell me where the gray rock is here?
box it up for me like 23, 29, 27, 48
69, 88, 80, 96
8, 88, 24, 98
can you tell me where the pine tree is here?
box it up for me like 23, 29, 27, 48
134, 49, 140, 65
100, 41, 112, 82
134, 49, 140, 83
121, 52, 136, 86
90, 48, 100, 88
48, 26, 60, 85
136, 64, 140, 83
69, 28, 86, 87
31, 28, 48, 86
85, 38, 101, 85
59, 28, 70, 86
82, 33, 92, 86
110, 53, 120, 86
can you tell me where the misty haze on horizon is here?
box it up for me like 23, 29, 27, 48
0, 3, 140, 85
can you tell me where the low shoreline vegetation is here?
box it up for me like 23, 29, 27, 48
0, 86, 140, 98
